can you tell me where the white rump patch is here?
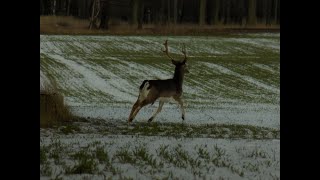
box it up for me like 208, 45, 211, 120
139, 81, 150, 102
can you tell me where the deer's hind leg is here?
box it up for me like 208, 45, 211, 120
128, 100, 140, 123
128, 81, 151, 123
128, 97, 153, 123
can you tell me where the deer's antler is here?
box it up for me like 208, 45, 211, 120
163, 40, 174, 61
162, 40, 187, 62
181, 44, 187, 61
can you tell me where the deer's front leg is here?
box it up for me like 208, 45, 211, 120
174, 97, 185, 120
148, 101, 164, 122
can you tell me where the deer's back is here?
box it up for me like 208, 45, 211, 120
148, 79, 180, 97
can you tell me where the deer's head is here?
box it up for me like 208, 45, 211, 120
163, 40, 190, 74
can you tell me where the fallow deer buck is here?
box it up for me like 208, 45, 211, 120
128, 40, 189, 123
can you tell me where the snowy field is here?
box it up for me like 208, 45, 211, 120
40, 33, 280, 179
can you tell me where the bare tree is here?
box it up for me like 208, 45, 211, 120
173, 0, 178, 24
160, 0, 165, 24
266, 0, 272, 26
66, 0, 71, 16
211, 0, 220, 25
167, 0, 171, 24
199, 0, 207, 25
274, 0, 279, 24
138, 0, 144, 29
89, 0, 100, 29
178, 0, 185, 23
132, 0, 139, 25
53, 0, 56, 15
248, 0, 256, 25
40, 0, 45, 15
99, 0, 109, 30
225, 0, 230, 24
236, 0, 244, 25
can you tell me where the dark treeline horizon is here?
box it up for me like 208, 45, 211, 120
40, 0, 280, 29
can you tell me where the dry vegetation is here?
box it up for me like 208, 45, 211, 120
40, 16, 280, 35
40, 82, 74, 128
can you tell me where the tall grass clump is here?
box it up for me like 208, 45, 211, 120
40, 81, 73, 128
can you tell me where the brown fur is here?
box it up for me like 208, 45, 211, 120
128, 60, 188, 123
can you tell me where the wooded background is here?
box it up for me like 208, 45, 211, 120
40, 0, 280, 29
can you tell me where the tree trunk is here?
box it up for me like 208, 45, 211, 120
173, 0, 177, 24
100, 15, 109, 30
266, 0, 272, 26
220, 0, 225, 24
225, 0, 230, 24
40, 0, 45, 15
248, 0, 256, 25
179, 0, 184, 23
237, 0, 244, 25
199, 0, 206, 25
66, 0, 71, 16
132, 0, 139, 25
138, 1, 144, 29
99, 0, 109, 30
274, 0, 278, 24
78, 0, 82, 17
53, 0, 56, 15
160, 0, 165, 24
262, 0, 267, 25
212, 0, 220, 25
167, 0, 171, 24
89, 0, 97, 29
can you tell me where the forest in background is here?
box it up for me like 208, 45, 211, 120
40, 0, 280, 34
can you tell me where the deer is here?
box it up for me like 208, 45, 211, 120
128, 40, 189, 123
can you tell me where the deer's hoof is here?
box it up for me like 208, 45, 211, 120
182, 116, 185, 120
148, 117, 154, 122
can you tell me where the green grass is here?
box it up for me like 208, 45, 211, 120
48, 139, 65, 164
40, 162, 52, 176
66, 149, 99, 174
65, 119, 280, 139
41, 35, 279, 106
40, 136, 279, 179
40, 34, 279, 179
60, 124, 81, 135
133, 145, 160, 168
40, 145, 48, 164
114, 147, 135, 164
247, 147, 268, 159
197, 145, 210, 162
95, 146, 110, 163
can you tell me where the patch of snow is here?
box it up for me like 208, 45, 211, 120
45, 53, 136, 102
201, 62, 279, 94
40, 70, 50, 91
70, 103, 280, 129
40, 134, 280, 180
253, 63, 278, 73
40, 35, 280, 128
227, 38, 280, 52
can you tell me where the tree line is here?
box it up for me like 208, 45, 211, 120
40, 0, 280, 29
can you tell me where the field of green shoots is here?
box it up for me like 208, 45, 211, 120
40, 33, 280, 179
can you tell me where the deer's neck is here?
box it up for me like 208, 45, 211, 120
173, 67, 184, 88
